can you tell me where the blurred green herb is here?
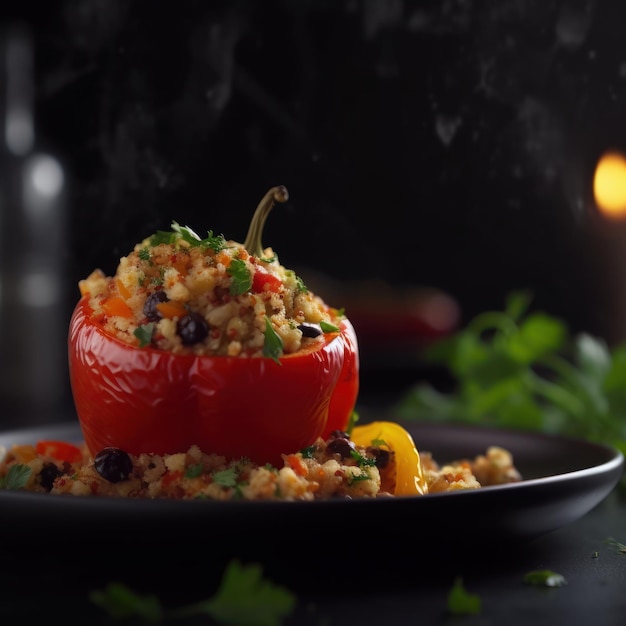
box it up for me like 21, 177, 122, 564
0, 464, 32, 490
90, 559, 296, 625
90, 583, 162, 622
523, 569, 567, 587
605, 537, 626, 554
446, 577, 482, 615
394, 290, 626, 462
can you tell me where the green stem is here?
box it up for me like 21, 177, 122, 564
243, 185, 289, 257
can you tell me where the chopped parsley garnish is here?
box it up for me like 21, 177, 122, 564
212, 467, 238, 488
295, 275, 308, 294
300, 445, 316, 459
149, 221, 227, 252
0, 464, 32, 490
349, 449, 377, 468
133, 323, 154, 348
227, 258, 252, 295
284, 270, 308, 294
348, 470, 372, 484
138, 247, 151, 262
263, 317, 283, 364
184, 464, 204, 479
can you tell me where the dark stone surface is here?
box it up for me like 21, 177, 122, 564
2, 0, 626, 422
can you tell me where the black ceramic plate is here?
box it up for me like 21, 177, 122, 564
1, 420, 623, 593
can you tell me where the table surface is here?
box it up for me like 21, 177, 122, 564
1, 486, 625, 625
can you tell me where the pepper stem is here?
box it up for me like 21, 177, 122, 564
243, 185, 289, 258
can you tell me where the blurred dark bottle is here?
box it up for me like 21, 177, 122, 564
0, 22, 68, 425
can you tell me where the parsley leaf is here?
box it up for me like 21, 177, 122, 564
446, 577, 482, 615
170, 221, 202, 245
213, 467, 238, 488
284, 270, 308, 294
90, 583, 163, 621
263, 317, 283, 364
300, 445, 316, 459
394, 289, 626, 483
134, 323, 154, 348
91, 560, 297, 626
320, 320, 340, 333
176, 560, 296, 626
184, 464, 203, 479
349, 449, 377, 468
138, 247, 151, 262
228, 258, 252, 295
149, 222, 227, 252
0, 464, 32, 490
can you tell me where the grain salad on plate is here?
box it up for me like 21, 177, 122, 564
0, 427, 522, 500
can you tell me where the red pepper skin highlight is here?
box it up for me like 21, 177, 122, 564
322, 317, 359, 439
68, 296, 359, 466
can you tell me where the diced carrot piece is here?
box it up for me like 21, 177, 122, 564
285, 454, 308, 477
102, 296, 134, 318
172, 258, 189, 275
115, 278, 132, 300
216, 251, 231, 267
156, 301, 188, 319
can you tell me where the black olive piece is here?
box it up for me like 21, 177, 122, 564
328, 430, 351, 441
177, 311, 209, 345
39, 462, 63, 491
367, 447, 391, 470
144, 291, 169, 321
327, 437, 357, 459
94, 447, 133, 483
298, 322, 322, 338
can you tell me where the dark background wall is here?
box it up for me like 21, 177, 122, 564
1, 0, 625, 423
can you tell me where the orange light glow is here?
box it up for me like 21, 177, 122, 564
594, 151, 626, 219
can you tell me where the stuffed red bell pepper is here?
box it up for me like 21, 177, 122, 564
68, 186, 359, 466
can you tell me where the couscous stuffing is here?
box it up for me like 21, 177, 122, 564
0, 430, 522, 500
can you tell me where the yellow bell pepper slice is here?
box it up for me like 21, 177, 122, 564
351, 421, 428, 496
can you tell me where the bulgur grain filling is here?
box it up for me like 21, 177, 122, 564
80, 187, 337, 359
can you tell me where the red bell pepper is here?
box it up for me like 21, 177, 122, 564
34, 440, 84, 464
68, 186, 359, 466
